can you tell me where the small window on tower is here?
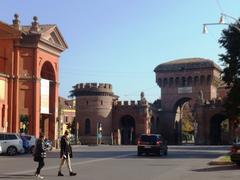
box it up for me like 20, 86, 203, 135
101, 100, 103, 105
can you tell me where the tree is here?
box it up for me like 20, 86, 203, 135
219, 20, 240, 119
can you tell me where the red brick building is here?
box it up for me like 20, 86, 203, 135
73, 83, 151, 145
153, 58, 232, 145
0, 14, 67, 142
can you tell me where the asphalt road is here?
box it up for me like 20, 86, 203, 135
0, 145, 239, 180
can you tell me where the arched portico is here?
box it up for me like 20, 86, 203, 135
173, 97, 194, 144
209, 114, 229, 145
120, 115, 135, 145
39, 61, 57, 141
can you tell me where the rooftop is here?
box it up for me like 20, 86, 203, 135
154, 58, 222, 72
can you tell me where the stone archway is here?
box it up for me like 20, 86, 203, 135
173, 97, 194, 144
40, 61, 56, 140
209, 114, 228, 145
120, 115, 135, 145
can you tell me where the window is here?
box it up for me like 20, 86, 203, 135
85, 119, 91, 135
101, 100, 103, 105
5, 134, 17, 140
194, 76, 199, 86
169, 78, 174, 87
0, 134, 4, 140
175, 77, 179, 86
200, 75, 205, 85
182, 77, 186, 87
187, 76, 192, 86
86, 101, 88, 105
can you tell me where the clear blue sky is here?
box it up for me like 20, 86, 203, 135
1, 0, 240, 102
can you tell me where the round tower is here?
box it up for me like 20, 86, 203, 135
74, 83, 117, 144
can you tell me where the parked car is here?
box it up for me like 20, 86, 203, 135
0, 143, 2, 154
137, 134, 168, 156
44, 139, 53, 151
20, 134, 37, 153
0, 133, 24, 156
230, 143, 240, 166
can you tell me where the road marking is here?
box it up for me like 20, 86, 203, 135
4, 153, 135, 175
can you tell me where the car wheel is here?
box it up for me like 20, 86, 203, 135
7, 146, 17, 156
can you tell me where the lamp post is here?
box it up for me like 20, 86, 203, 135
203, 13, 240, 34
203, 13, 240, 143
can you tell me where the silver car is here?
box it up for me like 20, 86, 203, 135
0, 133, 24, 155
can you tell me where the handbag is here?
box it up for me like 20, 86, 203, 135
41, 152, 46, 158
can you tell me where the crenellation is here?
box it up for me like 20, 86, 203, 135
74, 83, 113, 91
124, 101, 129, 106
130, 101, 135, 106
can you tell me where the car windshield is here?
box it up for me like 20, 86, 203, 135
140, 135, 158, 142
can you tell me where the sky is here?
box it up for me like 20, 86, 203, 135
1, 0, 240, 103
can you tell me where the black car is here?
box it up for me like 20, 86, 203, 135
230, 143, 240, 166
137, 134, 168, 156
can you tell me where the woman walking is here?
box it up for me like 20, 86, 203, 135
58, 130, 76, 176
33, 132, 46, 179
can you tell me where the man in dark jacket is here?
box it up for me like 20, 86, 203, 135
34, 132, 46, 179
58, 130, 76, 176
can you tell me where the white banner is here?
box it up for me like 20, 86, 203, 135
178, 87, 192, 94
40, 79, 50, 114
0, 80, 5, 100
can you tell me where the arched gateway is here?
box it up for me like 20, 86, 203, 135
154, 58, 231, 144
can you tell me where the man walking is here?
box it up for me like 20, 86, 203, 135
58, 130, 77, 176
33, 132, 46, 179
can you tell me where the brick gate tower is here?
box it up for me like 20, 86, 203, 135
154, 58, 222, 144
0, 15, 67, 142
73, 83, 117, 144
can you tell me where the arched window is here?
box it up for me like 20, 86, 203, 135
194, 76, 199, 86
85, 119, 91, 135
200, 75, 205, 85
158, 78, 162, 87
187, 76, 192, 86
169, 77, 174, 87
163, 78, 168, 87
175, 77, 179, 86
182, 77, 186, 87
207, 75, 211, 85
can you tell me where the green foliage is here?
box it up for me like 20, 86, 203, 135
20, 115, 29, 133
219, 20, 240, 117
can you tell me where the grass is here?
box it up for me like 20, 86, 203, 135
208, 155, 233, 165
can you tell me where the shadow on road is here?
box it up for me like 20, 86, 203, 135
5, 149, 227, 160
0, 174, 33, 179
192, 165, 240, 172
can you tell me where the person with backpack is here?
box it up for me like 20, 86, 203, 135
33, 132, 46, 179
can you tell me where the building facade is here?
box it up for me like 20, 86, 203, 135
58, 97, 76, 137
0, 14, 67, 142
153, 58, 232, 145
73, 83, 151, 145
74, 58, 234, 145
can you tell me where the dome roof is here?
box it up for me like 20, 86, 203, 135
154, 58, 222, 72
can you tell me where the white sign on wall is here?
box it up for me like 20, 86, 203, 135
178, 87, 192, 94
0, 80, 5, 100
40, 79, 50, 114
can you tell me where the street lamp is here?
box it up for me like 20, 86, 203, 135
203, 13, 240, 34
